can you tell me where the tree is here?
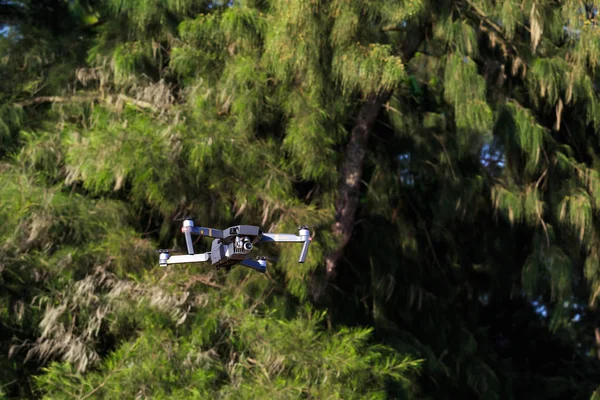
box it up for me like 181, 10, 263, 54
4, 0, 600, 399
1, 0, 424, 397
329, 0, 600, 397
33, 276, 422, 399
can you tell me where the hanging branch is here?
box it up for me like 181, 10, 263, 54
460, 0, 527, 76
16, 93, 159, 113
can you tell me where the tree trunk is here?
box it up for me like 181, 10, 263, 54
324, 29, 427, 280
595, 328, 600, 360
325, 98, 381, 279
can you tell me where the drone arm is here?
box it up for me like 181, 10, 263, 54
184, 230, 194, 254
184, 226, 224, 238
258, 228, 311, 263
159, 252, 210, 267
181, 221, 223, 255
299, 238, 310, 264
259, 233, 305, 242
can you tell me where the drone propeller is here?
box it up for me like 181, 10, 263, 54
156, 245, 183, 253
174, 215, 194, 222
298, 225, 315, 235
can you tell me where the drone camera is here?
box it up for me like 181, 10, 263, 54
243, 242, 253, 251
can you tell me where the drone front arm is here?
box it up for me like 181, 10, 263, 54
258, 228, 311, 263
181, 220, 224, 255
186, 226, 224, 238
259, 233, 305, 242
159, 251, 210, 267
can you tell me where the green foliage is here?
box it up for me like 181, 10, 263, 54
0, 105, 24, 147
528, 57, 568, 107
491, 183, 543, 226
5, 0, 600, 399
500, 102, 546, 174
443, 53, 492, 154
62, 107, 182, 213
333, 43, 406, 96
105, 0, 200, 32
34, 285, 421, 399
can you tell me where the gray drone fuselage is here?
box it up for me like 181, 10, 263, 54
209, 225, 262, 270
158, 219, 311, 273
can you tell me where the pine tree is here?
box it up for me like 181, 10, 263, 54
5, 1, 600, 399
1, 0, 424, 397
334, 0, 600, 397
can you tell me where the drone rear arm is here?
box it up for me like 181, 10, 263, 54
181, 219, 224, 255
259, 233, 304, 242
259, 228, 311, 263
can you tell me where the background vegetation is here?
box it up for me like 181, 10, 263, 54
2, 0, 600, 398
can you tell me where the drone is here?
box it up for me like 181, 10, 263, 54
158, 217, 311, 273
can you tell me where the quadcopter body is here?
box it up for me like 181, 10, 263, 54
158, 218, 311, 273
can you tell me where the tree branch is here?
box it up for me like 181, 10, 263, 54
460, 0, 527, 76
16, 93, 159, 112
16, 95, 92, 107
